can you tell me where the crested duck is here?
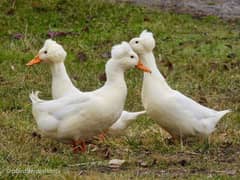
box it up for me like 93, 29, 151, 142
27, 40, 146, 138
129, 30, 231, 140
29, 42, 151, 151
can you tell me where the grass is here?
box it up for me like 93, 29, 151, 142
0, 0, 240, 179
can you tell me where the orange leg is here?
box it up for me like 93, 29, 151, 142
72, 141, 80, 153
79, 141, 86, 153
98, 130, 109, 142
98, 133, 106, 142
72, 140, 86, 153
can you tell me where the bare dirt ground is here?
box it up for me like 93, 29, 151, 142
116, 0, 240, 19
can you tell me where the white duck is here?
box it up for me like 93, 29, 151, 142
29, 42, 151, 151
129, 30, 231, 140
27, 39, 146, 136
27, 39, 80, 98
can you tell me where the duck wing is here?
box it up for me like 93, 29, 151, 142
172, 90, 217, 120
35, 94, 90, 114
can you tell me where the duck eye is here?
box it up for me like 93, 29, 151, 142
135, 41, 139, 44
44, 50, 47, 54
130, 55, 134, 59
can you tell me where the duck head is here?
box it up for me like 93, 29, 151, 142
27, 39, 67, 66
110, 41, 151, 73
129, 30, 155, 55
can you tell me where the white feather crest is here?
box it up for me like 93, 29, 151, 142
140, 30, 153, 38
111, 41, 132, 59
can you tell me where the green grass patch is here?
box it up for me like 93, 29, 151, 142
0, 0, 239, 179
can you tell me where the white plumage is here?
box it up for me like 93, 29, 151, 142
129, 30, 231, 138
29, 41, 148, 145
108, 110, 146, 136
27, 40, 146, 138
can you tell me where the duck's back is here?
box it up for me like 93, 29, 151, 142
142, 73, 222, 137
56, 89, 124, 140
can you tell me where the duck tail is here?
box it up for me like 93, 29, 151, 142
29, 91, 41, 104
211, 109, 232, 127
122, 110, 146, 122
202, 109, 232, 135
109, 110, 146, 135
217, 109, 232, 121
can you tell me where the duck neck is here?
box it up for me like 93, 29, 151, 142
50, 62, 75, 99
104, 60, 127, 92
141, 52, 170, 88
141, 52, 161, 75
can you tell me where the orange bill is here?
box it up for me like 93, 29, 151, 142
135, 60, 151, 73
26, 55, 41, 66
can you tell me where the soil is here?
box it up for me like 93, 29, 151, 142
116, 0, 240, 20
